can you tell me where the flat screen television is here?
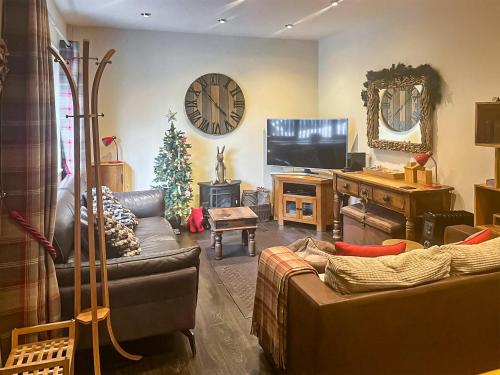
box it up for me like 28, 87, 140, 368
267, 118, 348, 170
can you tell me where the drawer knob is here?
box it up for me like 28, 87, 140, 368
343, 183, 349, 189
383, 195, 391, 202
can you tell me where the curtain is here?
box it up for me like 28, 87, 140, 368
57, 40, 81, 176
0, 0, 60, 347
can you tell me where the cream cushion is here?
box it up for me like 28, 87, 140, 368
324, 247, 451, 294
440, 236, 500, 275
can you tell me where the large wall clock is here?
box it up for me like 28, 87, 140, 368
184, 73, 245, 135
380, 85, 422, 132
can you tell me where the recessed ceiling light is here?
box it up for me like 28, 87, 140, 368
285, 24, 294, 29
140, 12, 152, 18
218, 18, 228, 24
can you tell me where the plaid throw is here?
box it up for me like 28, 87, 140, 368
251, 246, 317, 370
0, 0, 60, 347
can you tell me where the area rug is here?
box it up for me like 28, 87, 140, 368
198, 222, 331, 318
199, 232, 260, 318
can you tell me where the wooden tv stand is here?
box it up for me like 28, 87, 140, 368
272, 173, 334, 232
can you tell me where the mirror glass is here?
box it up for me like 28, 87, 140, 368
378, 85, 423, 144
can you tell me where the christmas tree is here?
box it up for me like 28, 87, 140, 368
152, 110, 193, 223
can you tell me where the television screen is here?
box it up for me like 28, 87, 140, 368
266, 119, 348, 169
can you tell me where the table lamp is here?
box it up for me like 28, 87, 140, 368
415, 151, 441, 188
102, 136, 120, 162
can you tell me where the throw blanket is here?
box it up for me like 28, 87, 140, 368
251, 246, 318, 370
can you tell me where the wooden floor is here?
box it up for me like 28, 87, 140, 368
75, 221, 333, 374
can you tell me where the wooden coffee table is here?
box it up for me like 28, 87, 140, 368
208, 206, 258, 260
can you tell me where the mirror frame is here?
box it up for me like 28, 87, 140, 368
362, 63, 442, 153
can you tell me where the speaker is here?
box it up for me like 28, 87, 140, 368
421, 210, 474, 247
343, 152, 366, 172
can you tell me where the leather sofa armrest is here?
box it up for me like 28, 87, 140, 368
444, 224, 479, 244
114, 190, 164, 218
287, 273, 349, 374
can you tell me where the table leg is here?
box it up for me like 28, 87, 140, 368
215, 233, 223, 260
242, 229, 248, 245
211, 231, 216, 248
405, 218, 415, 241
333, 192, 342, 241
248, 229, 256, 257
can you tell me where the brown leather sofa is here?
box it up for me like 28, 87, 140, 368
53, 177, 200, 353
286, 229, 500, 374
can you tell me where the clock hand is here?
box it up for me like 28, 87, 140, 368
201, 87, 228, 117
393, 94, 413, 119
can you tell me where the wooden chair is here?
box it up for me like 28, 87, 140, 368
0, 320, 75, 375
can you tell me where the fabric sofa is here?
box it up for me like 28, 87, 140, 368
53, 177, 200, 352
284, 230, 500, 374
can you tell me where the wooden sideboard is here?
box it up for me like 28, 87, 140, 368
272, 173, 334, 232
89, 161, 129, 192
332, 170, 454, 241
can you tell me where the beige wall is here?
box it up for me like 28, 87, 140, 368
319, 0, 500, 211
69, 26, 318, 198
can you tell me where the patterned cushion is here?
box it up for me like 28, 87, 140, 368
81, 206, 141, 258
92, 186, 139, 229
324, 247, 451, 294
440, 236, 500, 275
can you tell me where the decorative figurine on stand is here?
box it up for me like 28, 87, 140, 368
214, 146, 227, 184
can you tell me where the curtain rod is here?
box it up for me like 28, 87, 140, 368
48, 13, 71, 48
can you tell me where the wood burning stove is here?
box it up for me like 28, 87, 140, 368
198, 180, 241, 217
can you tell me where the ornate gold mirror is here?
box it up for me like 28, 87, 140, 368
362, 64, 442, 153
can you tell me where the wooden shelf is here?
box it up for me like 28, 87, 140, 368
76, 307, 110, 325
475, 183, 500, 192
474, 184, 500, 229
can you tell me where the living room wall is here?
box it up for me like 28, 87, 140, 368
69, 26, 318, 197
318, 0, 500, 211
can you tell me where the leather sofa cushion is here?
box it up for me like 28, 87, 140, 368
56, 216, 201, 287
54, 186, 76, 263
114, 190, 164, 218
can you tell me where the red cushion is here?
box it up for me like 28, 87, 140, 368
335, 241, 406, 257
460, 229, 491, 245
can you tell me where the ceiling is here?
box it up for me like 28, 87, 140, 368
53, 0, 413, 40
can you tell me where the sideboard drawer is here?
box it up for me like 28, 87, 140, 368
373, 188, 406, 212
359, 184, 373, 200
337, 178, 359, 196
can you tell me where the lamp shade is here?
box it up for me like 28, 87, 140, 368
415, 151, 433, 167
102, 136, 116, 147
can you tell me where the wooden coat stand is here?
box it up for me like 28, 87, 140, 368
49, 40, 141, 374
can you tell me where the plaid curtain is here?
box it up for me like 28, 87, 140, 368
0, 0, 60, 347
57, 40, 81, 176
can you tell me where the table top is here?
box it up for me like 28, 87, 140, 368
209, 206, 258, 222
333, 169, 453, 193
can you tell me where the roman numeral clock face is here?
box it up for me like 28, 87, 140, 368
185, 73, 245, 135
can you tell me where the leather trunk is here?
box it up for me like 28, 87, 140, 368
341, 203, 405, 245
